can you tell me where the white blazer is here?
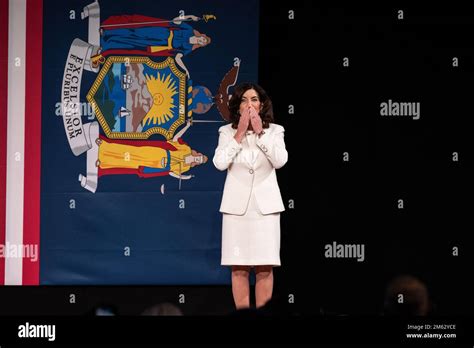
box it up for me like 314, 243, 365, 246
213, 123, 288, 215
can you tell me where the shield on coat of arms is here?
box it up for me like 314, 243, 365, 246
87, 56, 187, 140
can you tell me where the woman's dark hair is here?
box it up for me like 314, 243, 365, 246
228, 83, 274, 129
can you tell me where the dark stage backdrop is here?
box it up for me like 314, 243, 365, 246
0, 1, 472, 321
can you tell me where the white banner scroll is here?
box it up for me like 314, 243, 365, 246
81, 0, 100, 47
78, 121, 99, 193
60, 1, 102, 192
61, 38, 99, 156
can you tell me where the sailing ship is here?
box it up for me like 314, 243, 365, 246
119, 106, 131, 118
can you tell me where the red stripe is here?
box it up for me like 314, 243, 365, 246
0, 0, 9, 285
98, 167, 170, 178
101, 15, 173, 30
99, 134, 177, 150
102, 49, 173, 58
23, 0, 43, 285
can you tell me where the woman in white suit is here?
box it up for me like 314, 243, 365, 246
213, 83, 288, 309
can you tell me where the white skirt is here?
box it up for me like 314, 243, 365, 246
221, 193, 281, 267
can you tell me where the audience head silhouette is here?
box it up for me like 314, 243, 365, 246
383, 274, 431, 316
141, 302, 183, 316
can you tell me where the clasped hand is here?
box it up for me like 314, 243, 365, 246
237, 106, 263, 135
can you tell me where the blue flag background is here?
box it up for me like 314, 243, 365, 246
40, 0, 259, 284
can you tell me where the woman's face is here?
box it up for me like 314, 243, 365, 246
239, 88, 261, 116
197, 36, 209, 46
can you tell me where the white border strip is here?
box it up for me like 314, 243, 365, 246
5, 0, 27, 285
